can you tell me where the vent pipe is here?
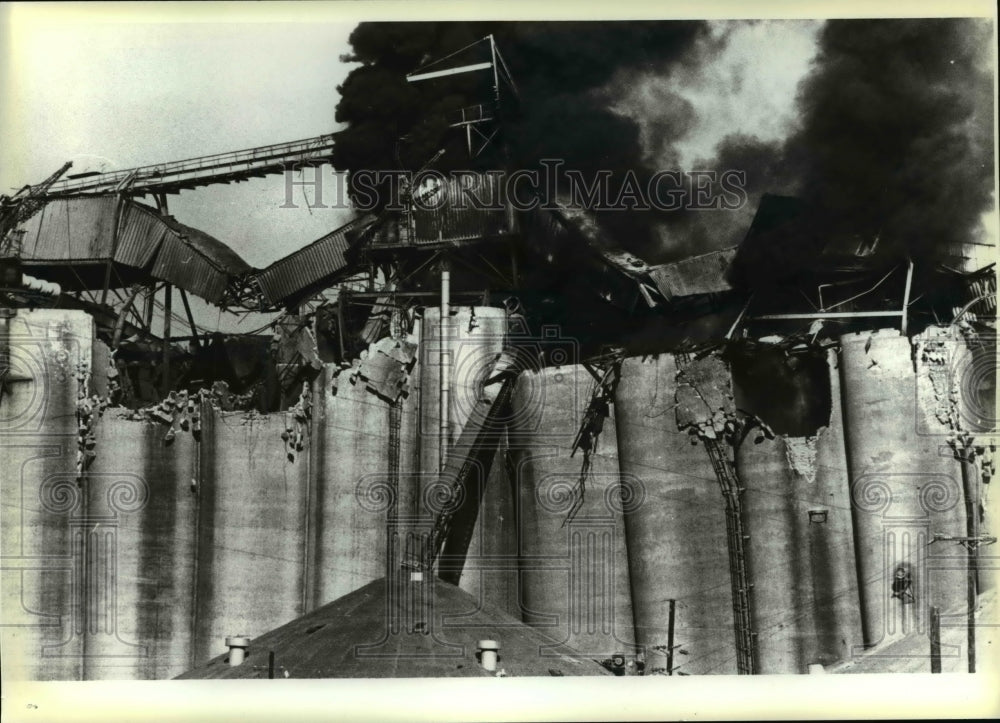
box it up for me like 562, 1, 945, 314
225, 636, 250, 666
477, 639, 499, 672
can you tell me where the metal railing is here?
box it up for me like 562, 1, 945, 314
43, 133, 340, 197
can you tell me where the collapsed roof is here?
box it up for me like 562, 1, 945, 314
17, 196, 251, 304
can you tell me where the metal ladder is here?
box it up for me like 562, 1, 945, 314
675, 351, 756, 674
702, 437, 756, 675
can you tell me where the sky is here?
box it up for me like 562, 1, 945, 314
2, 7, 359, 269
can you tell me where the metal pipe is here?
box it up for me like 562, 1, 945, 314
751, 311, 903, 320
962, 454, 979, 673
335, 294, 347, 362
901, 259, 914, 335
929, 607, 941, 673
439, 258, 451, 471
666, 599, 676, 675
490, 35, 500, 102
330, 290, 482, 300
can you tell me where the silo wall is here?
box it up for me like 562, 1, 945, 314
840, 329, 967, 670
83, 415, 198, 680
511, 365, 635, 658
192, 406, 310, 665
0, 309, 93, 681
735, 348, 863, 673
613, 354, 737, 674
310, 363, 390, 608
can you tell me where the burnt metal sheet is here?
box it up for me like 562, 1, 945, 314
534, 204, 661, 312
647, 247, 736, 301
16, 196, 252, 304
370, 173, 519, 248
410, 173, 518, 245
547, 204, 651, 278
18, 196, 116, 261
151, 233, 229, 303
159, 213, 251, 274
256, 215, 375, 305
113, 201, 170, 268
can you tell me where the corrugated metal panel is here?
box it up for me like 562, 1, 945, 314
371, 173, 518, 248
15, 196, 251, 304
151, 233, 228, 303
160, 213, 251, 274
18, 196, 116, 261
647, 247, 736, 300
113, 202, 169, 268
256, 215, 375, 305
416, 173, 517, 245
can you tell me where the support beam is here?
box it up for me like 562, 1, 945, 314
406, 62, 493, 83
751, 310, 904, 321
666, 599, 676, 675
144, 283, 156, 330
336, 290, 482, 300
901, 259, 914, 335
111, 285, 146, 350
178, 288, 201, 350
161, 283, 172, 396
490, 35, 500, 103
336, 293, 347, 362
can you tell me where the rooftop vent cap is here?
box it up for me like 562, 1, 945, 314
225, 635, 251, 666
477, 639, 500, 672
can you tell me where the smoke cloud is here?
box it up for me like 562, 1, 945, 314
785, 18, 995, 265
332, 19, 995, 268
331, 21, 709, 252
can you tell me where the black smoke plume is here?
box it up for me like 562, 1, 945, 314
331, 21, 708, 253
783, 18, 995, 265
332, 20, 995, 268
